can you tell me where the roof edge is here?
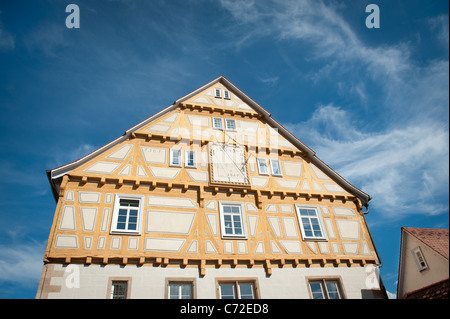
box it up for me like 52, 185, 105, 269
47, 76, 371, 206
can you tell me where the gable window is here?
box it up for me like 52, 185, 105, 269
225, 118, 236, 131
295, 205, 327, 241
214, 88, 222, 98
111, 194, 144, 234
185, 150, 197, 168
270, 159, 282, 176
219, 202, 247, 238
218, 280, 258, 299
213, 117, 224, 130
109, 280, 130, 299
170, 148, 182, 167
412, 247, 428, 271
223, 90, 231, 99
256, 158, 269, 175
308, 279, 344, 299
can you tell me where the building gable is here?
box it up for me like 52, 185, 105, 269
38, 76, 385, 299
49, 76, 368, 207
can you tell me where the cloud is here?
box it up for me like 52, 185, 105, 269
0, 18, 14, 51
386, 290, 396, 299
0, 241, 46, 286
428, 14, 449, 48
285, 104, 449, 221
48, 143, 96, 169
220, 0, 449, 222
23, 23, 68, 57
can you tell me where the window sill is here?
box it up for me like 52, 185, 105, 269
302, 237, 328, 242
110, 231, 141, 236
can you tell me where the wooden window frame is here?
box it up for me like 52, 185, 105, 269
107, 277, 132, 299
215, 278, 260, 299
165, 278, 197, 299
306, 276, 346, 299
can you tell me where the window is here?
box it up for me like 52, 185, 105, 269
218, 280, 258, 299
412, 247, 428, 271
185, 150, 197, 168
170, 148, 182, 167
308, 279, 343, 299
111, 194, 144, 234
295, 205, 327, 241
168, 282, 193, 299
256, 158, 269, 175
219, 202, 247, 238
224, 90, 231, 99
225, 118, 236, 131
270, 159, 282, 176
110, 280, 129, 299
214, 88, 222, 98
212, 117, 224, 130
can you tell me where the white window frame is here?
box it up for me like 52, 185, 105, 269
270, 159, 283, 176
184, 150, 197, 168
295, 204, 327, 241
219, 201, 247, 239
412, 247, 428, 271
212, 117, 224, 130
110, 194, 144, 235
256, 158, 269, 175
214, 88, 222, 98
225, 118, 236, 131
169, 148, 183, 167
223, 90, 231, 99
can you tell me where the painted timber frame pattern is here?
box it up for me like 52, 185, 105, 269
38, 76, 382, 298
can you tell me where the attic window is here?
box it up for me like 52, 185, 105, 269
214, 88, 222, 98
225, 118, 236, 131
412, 247, 428, 271
185, 150, 197, 168
224, 90, 230, 99
213, 117, 224, 130
170, 148, 183, 167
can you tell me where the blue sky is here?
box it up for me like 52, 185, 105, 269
0, 0, 448, 299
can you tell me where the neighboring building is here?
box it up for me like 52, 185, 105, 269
397, 227, 449, 299
36, 76, 385, 299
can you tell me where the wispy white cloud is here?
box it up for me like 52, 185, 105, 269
285, 103, 448, 221
48, 143, 96, 169
23, 23, 68, 57
428, 14, 449, 48
0, 17, 14, 51
0, 241, 46, 286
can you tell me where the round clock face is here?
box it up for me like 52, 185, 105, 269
210, 143, 249, 185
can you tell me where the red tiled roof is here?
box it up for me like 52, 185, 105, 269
403, 278, 449, 299
403, 227, 449, 260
